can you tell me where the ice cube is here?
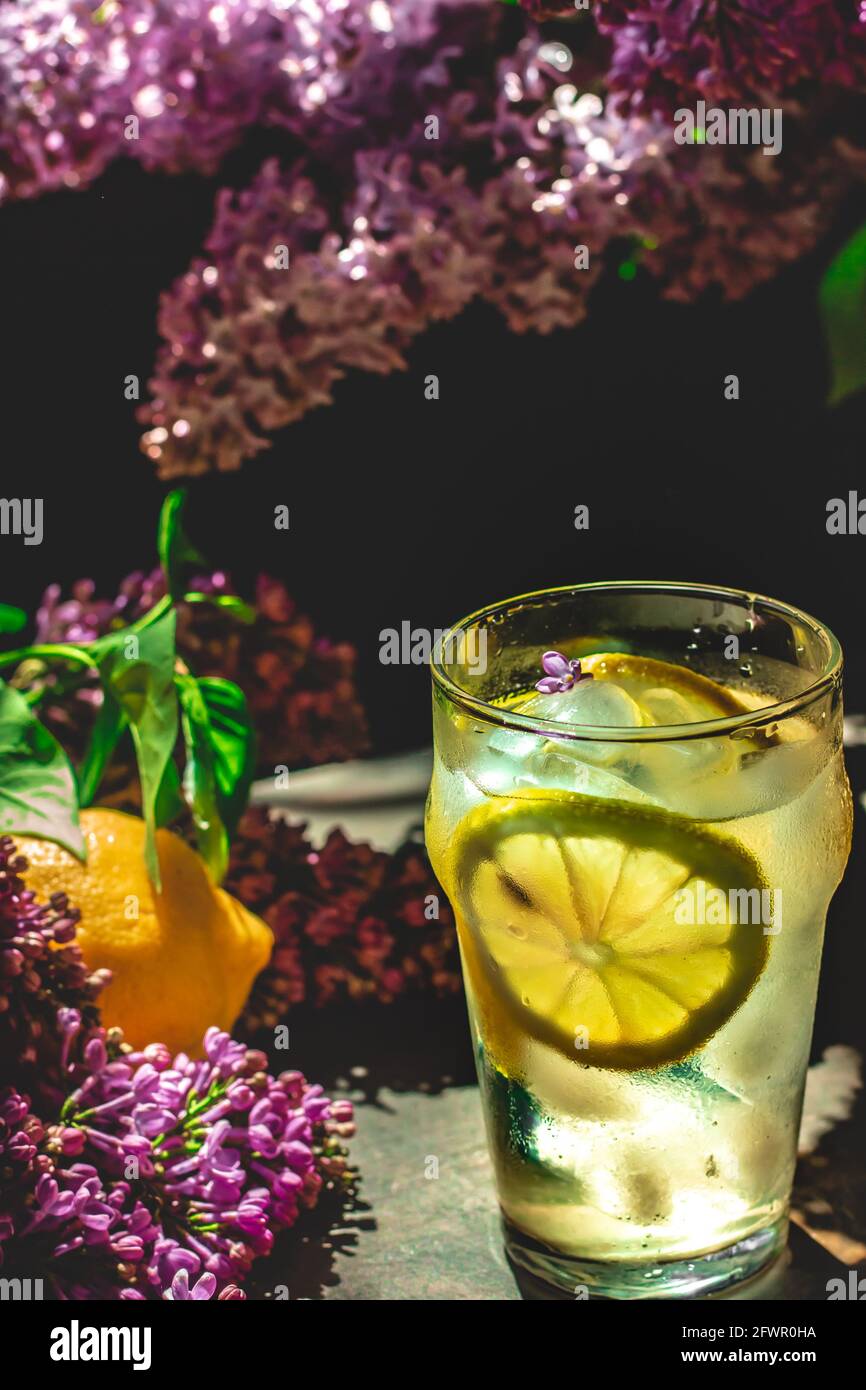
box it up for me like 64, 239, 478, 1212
472, 729, 545, 795
534, 745, 660, 805
517, 679, 644, 773
638, 686, 694, 726
638, 737, 734, 799
520, 678, 644, 730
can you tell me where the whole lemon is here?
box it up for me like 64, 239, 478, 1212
18, 808, 272, 1056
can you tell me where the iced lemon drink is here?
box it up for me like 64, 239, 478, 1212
426, 583, 851, 1298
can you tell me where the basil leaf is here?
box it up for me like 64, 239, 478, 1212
198, 677, 256, 837
820, 221, 866, 405
176, 672, 229, 883
95, 611, 179, 889
158, 488, 206, 600
0, 604, 27, 635
0, 680, 84, 857
77, 690, 127, 807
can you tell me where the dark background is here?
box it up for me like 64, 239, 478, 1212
1, 137, 865, 1057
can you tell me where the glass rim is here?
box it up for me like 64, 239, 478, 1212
430, 579, 843, 744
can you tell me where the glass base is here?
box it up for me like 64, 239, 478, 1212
503, 1215, 789, 1300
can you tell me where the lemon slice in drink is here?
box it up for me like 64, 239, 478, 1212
452, 789, 769, 1071
576, 652, 747, 724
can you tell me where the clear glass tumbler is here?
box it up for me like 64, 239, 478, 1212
426, 582, 852, 1298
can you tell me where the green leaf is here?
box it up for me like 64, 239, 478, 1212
197, 677, 256, 837
176, 672, 229, 883
154, 757, 184, 827
158, 488, 206, 601
95, 611, 179, 889
77, 690, 127, 807
820, 221, 866, 406
0, 604, 27, 635
78, 691, 181, 819
0, 680, 84, 856
174, 675, 255, 882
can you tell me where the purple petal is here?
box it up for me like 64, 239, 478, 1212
540, 650, 571, 677
534, 676, 564, 693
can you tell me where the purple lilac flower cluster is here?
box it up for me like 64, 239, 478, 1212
58, 1022, 354, 1297
595, 1, 866, 109
0, 1085, 170, 1300
0, 853, 355, 1299
142, 23, 860, 473
1, 0, 863, 475
229, 808, 461, 1026
0, 837, 109, 1112
0, 1, 518, 202
0, 0, 448, 200
1, 1024, 355, 1299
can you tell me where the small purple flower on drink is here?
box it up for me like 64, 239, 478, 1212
535, 651, 594, 694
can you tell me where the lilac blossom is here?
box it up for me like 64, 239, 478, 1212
141, 29, 859, 474
535, 651, 593, 693
0, 1085, 158, 1296
165, 1269, 219, 1300
0, 1, 506, 201
60, 1022, 355, 1296
0, 838, 109, 1110
0, 0, 427, 200
1, 1, 862, 476
596, 1, 866, 109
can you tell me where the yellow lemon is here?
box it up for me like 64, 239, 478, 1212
18, 808, 272, 1056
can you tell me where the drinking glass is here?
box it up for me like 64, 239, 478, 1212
426, 582, 852, 1298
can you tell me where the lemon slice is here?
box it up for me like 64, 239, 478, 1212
452, 789, 769, 1071
577, 652, 747, 724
